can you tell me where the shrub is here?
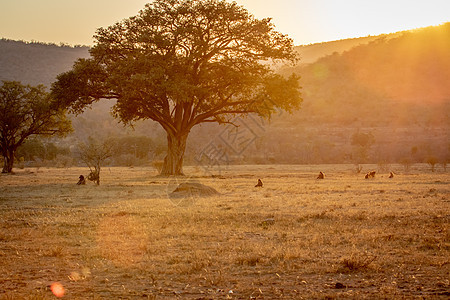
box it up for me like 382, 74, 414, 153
338, 252, 377, 273
152, 160, 164, 174
426, 156, 438, 172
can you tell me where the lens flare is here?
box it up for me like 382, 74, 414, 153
50, 282, 65, 298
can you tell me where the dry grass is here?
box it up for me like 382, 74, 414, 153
0, 164, 448, 299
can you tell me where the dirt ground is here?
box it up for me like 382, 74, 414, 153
0, 164, 448, 299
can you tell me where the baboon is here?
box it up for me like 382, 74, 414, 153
365, 171, 376, 179
255, 179, 263, 187
317, 171, 325, 179
76, 175, 86, 185
389, 172, 394, 178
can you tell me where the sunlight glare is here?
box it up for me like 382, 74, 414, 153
50, 282, 65, 298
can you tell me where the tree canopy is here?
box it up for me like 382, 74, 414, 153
0, 81, 72, 173
77, 137, 113, 185
52, 0, 302, 175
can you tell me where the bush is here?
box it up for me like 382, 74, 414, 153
400, 157, 412, 172
426, 156, 438, 172
338, 252, 377, 273
17, 157, 25, 169
54, 155, 74, 168
377, 161, 391, 173
152, 160, 164, 174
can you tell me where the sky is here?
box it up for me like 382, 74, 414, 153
0, 0, 449, 46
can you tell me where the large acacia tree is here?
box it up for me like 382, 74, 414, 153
52, 0, 302, 175
0, 81, 72, 173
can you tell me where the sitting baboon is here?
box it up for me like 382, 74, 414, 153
317, 171, 325, 179
255, 179, 263, 187
365, 171, 376, 179
389, 172, 394, 178
76, 175, 86, 185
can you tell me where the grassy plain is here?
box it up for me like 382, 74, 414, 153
0, 165, 448, 299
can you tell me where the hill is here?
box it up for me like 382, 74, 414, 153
294, 35, 385, 64
0, 39, 89, 87
266, 23, 450, 164
281, 23, 450, 123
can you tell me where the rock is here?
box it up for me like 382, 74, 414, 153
335, 282, 346, 289
260, 218, 275, 226
169, 182, 219, 198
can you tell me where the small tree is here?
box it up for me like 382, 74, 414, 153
78, 138, 112, 185
400, 157, 412, 172
426, 156, 438, 172
351, 131, 375, 164
52, 0, 302, 175
354, 164, 363, 174
0, 81, 71, 173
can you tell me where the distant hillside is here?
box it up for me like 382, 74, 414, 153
294, 35, 385, 64
282, 22, 450, 122
0, 39, 89, 87
262, 23, 450, 164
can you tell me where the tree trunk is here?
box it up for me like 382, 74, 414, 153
95, 167, 100, 185
2, 149, 15, 173
88, 168, 100, 185
161, 132, 188, 176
